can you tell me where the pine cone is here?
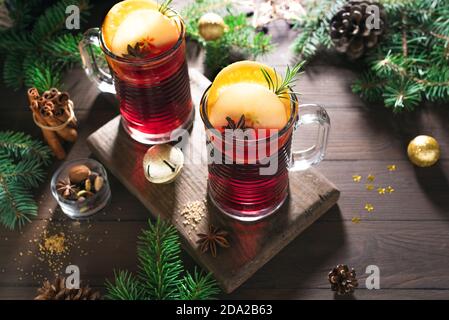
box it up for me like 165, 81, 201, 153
330, 1, 386, 59
35, 276, 101, 300
328, 264, 358, 295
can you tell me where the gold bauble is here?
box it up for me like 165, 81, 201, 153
407, 135, 440, 167
198, 12, 226, 41
143, 144, 184, 184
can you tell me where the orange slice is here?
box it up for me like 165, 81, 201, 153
102, 0, 180, 57
103, 0, 159, 49
207, 60, 291, 112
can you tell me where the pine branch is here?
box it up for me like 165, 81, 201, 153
0, 131, 51, 229
5, 0, 44, 30
23, 53, 63, 93
183, 0, 272, 76
3, 54, 24, 89
179, 269, 220, 300
137, 218, 183, 300
105, 271, 145, 300
0, 29, 34, 54
43, 33, 82, 64
0, 175, 38, 229
105, 218, 220, 300
0, 131, 52, 165
32, 0, 90, 42
294, 0, 449, 112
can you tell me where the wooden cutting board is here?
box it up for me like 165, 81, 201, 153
87, 68, 340, 293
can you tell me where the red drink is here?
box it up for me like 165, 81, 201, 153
207, 129, 294, 220
200, 61, 330, 221
79, 0, 193, 144
106, 38, 193, 142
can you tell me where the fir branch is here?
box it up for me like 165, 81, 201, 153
6, 0, 45, 30
105, 218, 219, 300
0, 178, 38, 229
43, 33, 82, 65
0, 131, 51, 229
0, 29, 34, 54
179, 269, 220, 300
105, 271, 145, 300
3, 54, 24, 89
138, 218, 183, 300
23, 54, 63, 93
294, 0, 449, 112
0, 131, 52, 165
183, 0, 272, 76
32, 0, 90, 42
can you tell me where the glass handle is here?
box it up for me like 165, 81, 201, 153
289, 104, 330, 171
79, 28, 116, 94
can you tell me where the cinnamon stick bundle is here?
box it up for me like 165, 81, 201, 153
27, 87, 78, 160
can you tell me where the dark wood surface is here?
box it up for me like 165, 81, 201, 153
1, 0, 449, 299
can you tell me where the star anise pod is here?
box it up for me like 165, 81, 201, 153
223, 114, 247, 130
56, 178, 78, 199
196, 225, 230, 257
123, 43, 148, 59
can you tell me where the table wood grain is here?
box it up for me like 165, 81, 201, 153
1, 0, 449, 300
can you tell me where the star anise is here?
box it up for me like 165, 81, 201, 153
123, 43, 148, 59
196, 225, 230, 257
56, 179, 78, 199
223, 114, 247, 130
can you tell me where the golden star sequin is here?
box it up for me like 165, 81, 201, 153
364, 203, 374, 212
352, 175, 362, 182
387, 164, 396, 171
386, 186, 395, 194
367, 174, 375, 182
351, 217, 361, 224
366, 184, 374, 191
377, 187, 386, 195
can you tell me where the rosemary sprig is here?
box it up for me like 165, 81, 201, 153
261, 61, 305, 97
158, 0, 174, 17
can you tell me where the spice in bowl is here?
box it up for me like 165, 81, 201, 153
51, 159, 111, 219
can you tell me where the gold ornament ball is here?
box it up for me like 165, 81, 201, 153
407, 135, 440, 167
198, 12, 226, 41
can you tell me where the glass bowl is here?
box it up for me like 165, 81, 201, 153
51, 158, 111, 219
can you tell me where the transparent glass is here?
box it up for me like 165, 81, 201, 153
200, 87, 330, 222
79, 15, 194, 145
51, 159, 111, 219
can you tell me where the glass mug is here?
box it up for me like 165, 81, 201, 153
79, 15, 194, 145
200, 89, 330, 222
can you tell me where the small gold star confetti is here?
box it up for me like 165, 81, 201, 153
367, 174, 375, 182
366, 184, 374, 191
377, 187, 386, 195
352, 175, 362, 182
364, 203, 374, 212
351, 217, 361, 224
388, 164, 396, 171
386, 186, 395, 193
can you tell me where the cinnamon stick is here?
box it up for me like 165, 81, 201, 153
29, 100, 66, 160
39, 101, 78, 142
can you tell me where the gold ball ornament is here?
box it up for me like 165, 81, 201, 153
198, 12, 226, 41
407, 135, 441, 167
143, 144, 184, 184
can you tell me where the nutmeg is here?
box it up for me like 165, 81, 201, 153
69, 165, 91, 184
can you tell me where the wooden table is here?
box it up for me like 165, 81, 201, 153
1, 1, 449, 300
